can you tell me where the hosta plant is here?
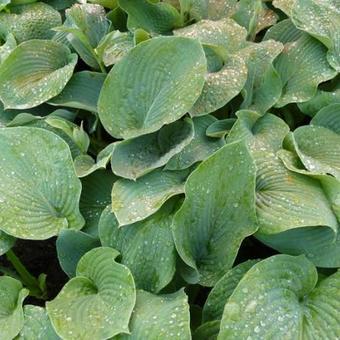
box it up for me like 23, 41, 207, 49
0, 0, 339, 339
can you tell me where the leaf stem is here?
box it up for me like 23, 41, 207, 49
6, 249, 47, 299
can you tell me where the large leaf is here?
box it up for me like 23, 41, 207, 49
46, 247, 136, 340
172, 141, 258, 286
202, 260, 260, 323
80, 170, 116, 236
165, 115, 225, 170
118, 0, 182, 34
310, 103, 340, 133
0, 26, 16, 64
0, 2, 61, 43
56, 230, 100, 278
0, 40, 77, 109
98, 36, 206, 139
257, 226, 340, 268
56, 3, 110, 70
272, 33, 337, 107
116, 289, 191, 340
99, 199, 178, 293
218, 255, 340, 339
16, 305, 60, 340
0, 127, 84, 239
274, 0, 340, 71
0, 276, 28, 340
111, 118, 194, 180
49, 71, 106, 113
227, 111, 340, 235
239, 40, 283, 113
112, 168, 189, 226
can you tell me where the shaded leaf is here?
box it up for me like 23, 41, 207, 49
0, 230, 15, 255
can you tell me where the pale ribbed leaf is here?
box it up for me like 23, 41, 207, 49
206, 118, 236, 138
202, 260, 260, 322
118, 0, 182, 34
16, 305, 60, 340
112, 169, 189, 226
311, 103, 340, 133
0, 127, 84, 239
46, 247, 136, 340
298, 88, 340, 117
172, 141, 258, 286
165, 116, 225, 170
264, 18, 303, 43
274, 0, 340, 71
257, 226, 340, 268
80, 170, 116, 236
227, 111, 339, 235
218, 255, 340, 339
186, 0, 238, 21
174, 19, 248, 116
116, 289, 191, 340
293, 125, 340, 180
49, 71, 105, 113
111, 118, 194, 180
98, 36, 206, 139
0, 40, 77, 109
56, 230, 100, 277
239, 40, 283, 113
273, 33, 337, 107
0, 276, 28, 340
0, 230, 15, 255
99, 199, 178, 293
0, 2, 61, 43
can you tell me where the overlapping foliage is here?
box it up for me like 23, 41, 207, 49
0, 0, 339, 339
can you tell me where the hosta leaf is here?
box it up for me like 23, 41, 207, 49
264, 18, 304, 44
311, 103, 340, 133
116, 289, 191, 340
165, 116, 225, 170
0, 230, 15, 255
205, 118, 236, 138
56, 3, 110, 70
292, 125, 340, 180
193, 320, 220, 340
0, 127, 84, 239
190, 54, 248, 116
274, 0, 340, 71
186, 0, 238, 21
0, 40, 77, 110
240, 40, 283, 113
46, 247, 136, 340
298, 88, 340, 116
16, 305, 60, 340
49, 71, 106, 113
218, 255, 340, 339
99, 199, 178, 293
95, 30, 134, 67
227, 111, 340, 234
0, 0, 10, 11
202, 260, 260, 322
232, 0, 278, 40
273, 33, 337, 107
0, 276, 28, 340
98, 36, 206, 139
112, 168, 189, 226
257, 226, 340, 268
56, 229, 100, 277
0, 2, 61, 43
118, 0, 182, 34
0, 27, 16, 64
80, 170, 116, 236
111, 118, 194, 180
172, 141, 258, 286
